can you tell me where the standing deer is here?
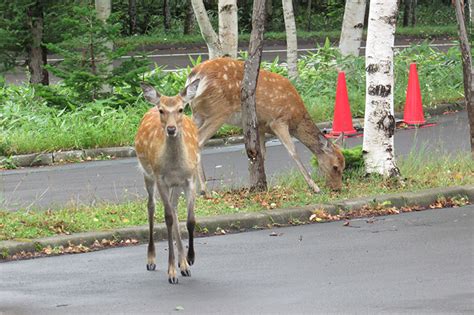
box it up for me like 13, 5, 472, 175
181, 57, 345, 195
135, 82, 200, 284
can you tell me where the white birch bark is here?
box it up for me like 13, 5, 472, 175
191, 0, 222, 59
339, 0, 367, 56
95, 0, 113, 93
362, 0, 400, 177
282, 0, 298, 80
219, 0, 238, 58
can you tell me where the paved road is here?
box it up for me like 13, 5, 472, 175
1, 205, 473, 314
4, 38, 457, 84
0, 111, 469, 210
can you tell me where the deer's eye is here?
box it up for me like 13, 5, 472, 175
178, 108, 184, 113
159, 109, 164, 115
333, 165, 339, 172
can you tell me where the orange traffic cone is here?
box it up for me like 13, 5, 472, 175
330, 71, 357, 136
403, 63, 426, 125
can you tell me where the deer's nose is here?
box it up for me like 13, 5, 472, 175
166, 126, 177, 136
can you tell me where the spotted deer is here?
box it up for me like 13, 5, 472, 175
181, 57, 345, 195
135, 82, 200, 284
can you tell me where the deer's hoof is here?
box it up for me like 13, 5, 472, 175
146, 263, 156, 271
181, 269, 191, 277
200, 190, 212, 199
187, 252, 195, 266
168, 276, 179, 284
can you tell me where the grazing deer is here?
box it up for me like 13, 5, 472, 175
135, 82, 200, 284
182, 57, 345, 195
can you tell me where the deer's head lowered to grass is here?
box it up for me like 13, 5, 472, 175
180, 57, 346, 194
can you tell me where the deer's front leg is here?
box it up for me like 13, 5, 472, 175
144, 176, 156, 271
156, 181, 178, 284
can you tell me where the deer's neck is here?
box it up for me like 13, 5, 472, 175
163, 133, 185, 161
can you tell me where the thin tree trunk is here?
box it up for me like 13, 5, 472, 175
191, 0, 222, 58
218, 0, 238, 57
282, 0, 298, 80
95, 0, 113, 93
454, 0, 474, 157
129, 0, 137, 34
163, 0, 171, 30
184, 0, 195, 34
411, 0, 417, 26
362, 0, 401, 177
26, 0, 49, 85
470, 0, 473, 26
241, 0, 267, 192
265, 0, 273, 30
403, 0, 412, 27
306, 0, 312, 31
339, 0, 367, 56
142, 0, 151, 33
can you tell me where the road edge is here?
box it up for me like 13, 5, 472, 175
1, 184, 472, 260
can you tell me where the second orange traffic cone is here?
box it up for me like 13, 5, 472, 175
403, 63, 426, 125
330, 71, 356, 136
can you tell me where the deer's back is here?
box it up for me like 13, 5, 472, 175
135, 108, 199, 179
188, 58, 310, 129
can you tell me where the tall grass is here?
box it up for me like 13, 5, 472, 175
0, 45, 464, 156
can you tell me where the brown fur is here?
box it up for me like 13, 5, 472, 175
187, 58, 345, 192
135, 85, 199, 284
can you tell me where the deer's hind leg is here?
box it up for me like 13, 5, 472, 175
169, 187, 191, 277
183, 177, 196, 266
194, 114, 229, 197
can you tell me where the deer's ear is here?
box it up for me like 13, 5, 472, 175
318, 134, 334, 154
333, 132, 345, 148
140, 82, 161, 104
180, 79, 200, 103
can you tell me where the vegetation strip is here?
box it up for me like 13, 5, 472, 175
0, 103, 463, 169
0, 44, 466, 158
1, 185, 472, 261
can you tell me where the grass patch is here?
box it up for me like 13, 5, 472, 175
1, 152, 472, 241
0, 44, 465, 157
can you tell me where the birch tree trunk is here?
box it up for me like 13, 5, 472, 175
191, 0, 222, 58
454, 0, 474, 157
282, 0, 298, 80
339, 0, 367, 56
241, 0, 267, 191
191, 0, 239, 59
219, 0, 238, 57
362, 0, 401, 177
95, 0, 112, 93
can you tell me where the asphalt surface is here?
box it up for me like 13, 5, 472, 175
1, 205, 473, 314
4, 38, 457, 84
0, 110, 470, 210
